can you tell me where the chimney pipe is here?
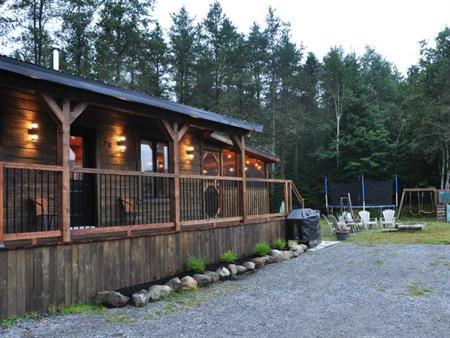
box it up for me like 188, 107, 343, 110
52, 47, 60, 71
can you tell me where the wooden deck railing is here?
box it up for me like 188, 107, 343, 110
0, 162, 305, 244
0, 162, 63, 242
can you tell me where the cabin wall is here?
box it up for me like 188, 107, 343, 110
0, 87, 58, 165
0, 219, 285, 319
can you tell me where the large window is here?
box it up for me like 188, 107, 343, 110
140, 140, 169, 199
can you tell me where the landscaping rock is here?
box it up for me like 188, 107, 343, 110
228, 264, 238, 277
273, 253, 288, 263
180, 276, 198, 290
131, 290, 150, 307
148, 285, 172, 300
291, 245, 305, 255
282, 250, 294, 259
252, 257, 265, 268
193, 273, 212, 287
217, 267, 231, 280
262, 255, 275, 264
243, 261, 255, 271
270, 249, 282, 257
236, 265, 247, 274
300, 244, 309, 251
165, 277, 182, 291
94, 291, 129, 308
204, 271, 220, 283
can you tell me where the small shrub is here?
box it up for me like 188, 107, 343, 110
1, 315, 18, 329
220, 250, 237, 263
273, 239, 286, 250
186, 255, 206, 273
254, 242, 271, 257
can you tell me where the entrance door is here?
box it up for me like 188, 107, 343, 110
70, 128, 97, 228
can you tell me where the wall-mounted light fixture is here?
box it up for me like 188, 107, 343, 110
186, 146, 194, 160
28, 122, 39, 142
117, 136, 126, 152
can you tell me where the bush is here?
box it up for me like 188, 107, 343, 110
253, 242, 271, 257
220, 250, 237, 264
273, 239, 286, 250
186, 255, 206, 273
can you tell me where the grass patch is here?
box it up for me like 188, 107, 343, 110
321, 218, 450, 245
106, 313, 135, 324
58, 303, 107, 316
144, 285, 239, 321
405, 284, 432, 297
1, 312, 40, 329
373, 259, 384, 267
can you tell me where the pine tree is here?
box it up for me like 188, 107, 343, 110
5, 0, 55, 66
94, 0, 153, 86
168, 6, 198, 104
59, 0, 96, 76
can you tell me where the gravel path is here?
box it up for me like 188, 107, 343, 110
2, 243, 450, 338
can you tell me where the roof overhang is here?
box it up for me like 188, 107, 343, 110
0, 55, 263, 133
208, 132, 280, 163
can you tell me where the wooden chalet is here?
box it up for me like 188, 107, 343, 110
0, 55, 304, 319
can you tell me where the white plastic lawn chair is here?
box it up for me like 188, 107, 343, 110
358, 210, 378, 230
381, 209, 396, 228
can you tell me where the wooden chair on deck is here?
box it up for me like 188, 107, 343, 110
120, 197, 151, 225
32, 196, 56, 231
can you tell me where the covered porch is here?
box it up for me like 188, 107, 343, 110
0, 57, 304, 248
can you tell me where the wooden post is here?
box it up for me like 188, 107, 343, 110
240, 136, 247, 222
173, 123, 181, 231
284, 181, 289, 215
0, 163, 4, 247
61, 99, 71, 242
162, 120, 181, 231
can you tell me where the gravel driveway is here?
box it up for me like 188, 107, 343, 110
2, 243, 450, 338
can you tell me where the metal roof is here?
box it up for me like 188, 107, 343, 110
0, 55, 263, 132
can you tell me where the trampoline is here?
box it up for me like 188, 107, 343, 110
324, 174, 398, 213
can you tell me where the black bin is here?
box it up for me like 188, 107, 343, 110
286, 208, 321, 248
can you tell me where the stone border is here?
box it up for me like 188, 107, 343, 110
93, 243, 309, 308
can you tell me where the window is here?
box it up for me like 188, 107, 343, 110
140, 140, 168, 173
223, 149, 237, 177
202, 151, 219, 176
140, 141, 154, 172
69, 136, 83, 167
140, 140, 169, 199
245, 156, 265, 178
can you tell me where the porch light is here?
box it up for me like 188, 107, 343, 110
186, 146, 194, 159
229, 167, 235, 173
117, 136, 126, 152
28, 122, 39, 142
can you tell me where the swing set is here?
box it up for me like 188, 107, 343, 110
397, 188, 438, 218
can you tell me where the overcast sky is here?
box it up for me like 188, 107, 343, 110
154, 0, 450, 74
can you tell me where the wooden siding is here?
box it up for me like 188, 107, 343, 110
0, 87, 58, 165
0, 219, 284, 319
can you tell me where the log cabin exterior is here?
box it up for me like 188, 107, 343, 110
0, 55, 304, 319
